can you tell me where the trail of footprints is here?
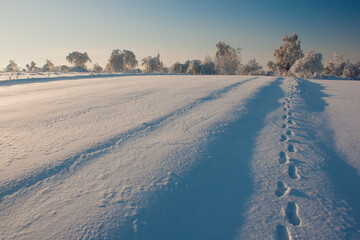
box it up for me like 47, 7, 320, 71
275, 83, 302, 239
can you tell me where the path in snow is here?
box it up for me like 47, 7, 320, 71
0, 75, 359, 239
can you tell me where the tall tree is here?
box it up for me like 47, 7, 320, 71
267, 33, 303, 76
215, 41, 241, 75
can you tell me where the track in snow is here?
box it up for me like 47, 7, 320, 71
1, 75, 360, 239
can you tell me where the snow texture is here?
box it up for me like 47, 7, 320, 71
0, 74, 359, 239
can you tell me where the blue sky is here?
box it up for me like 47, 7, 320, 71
1, 0, 359, 69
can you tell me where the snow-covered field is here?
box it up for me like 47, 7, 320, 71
0, 74, 359, 239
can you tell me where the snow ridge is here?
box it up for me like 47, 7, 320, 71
0, 78, 256, 203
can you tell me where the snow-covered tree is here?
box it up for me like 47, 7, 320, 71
6, 60, 20, 72
26, 61, 39, 72
289, 50, 324, 78
239, 59, 264, 75
66, 51, 91, 68
324, 52, 346, 77
342, 61, 360, 79
186, 60, 202, 74
141, 53, 166, 73
169, 61, 189, 74
267, 33, 303, 76
92, 63, 103, 73
215, 41, 241, 75
106, 49, 138, 73
42, 59, 56, 72
200, 57, 216, 75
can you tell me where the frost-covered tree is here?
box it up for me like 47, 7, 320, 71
215, 42, 241, 75
106, 49, 138, 73
26, 61, 39, 72
66, 51, 91, 68
92, 63, 103, 73
324, 52, 346, 77
169, 61, 190, 74
42, 59, 56, 72
342, 61, 360, 79
239, 59, 264, 75
200, 57, 216, 75
142, 53, 166, 73
267, 33, 303, 76
6, 60, 20, 72
186, 60, 202, 74
289, 50, 324, 78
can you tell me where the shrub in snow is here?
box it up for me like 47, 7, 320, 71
289, 50, 324, 78
186, 60, 202, 74
59, 65, 70, 73
239, 59, 264, 75
106, 50, 138, 73
6, 60, 20, 72
69, 66, 89, 72
66, 51, 92, 69
215, 41, 241, 75
141, 53, 166, 73
42, 60, 56, 72
323, 52, 357, 78
26, 61, 39, 72
92, 63, 103, 73
267, 33, 303, 76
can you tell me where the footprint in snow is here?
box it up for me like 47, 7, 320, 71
286, 202, 301, 226
275, 224, 290, 240
279, 135, 288, 142
282, 124, 287, 129
288, 111, 293, 116
282, 114, 288, 120
279, 151, 288, 164
287, 119, 294, 124
288, 164, 299, 179
287, 144, 296, 153
286, 130, 293, 136
284, 108, 288, 111
275, 181, 289, 197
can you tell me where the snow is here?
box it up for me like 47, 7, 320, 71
0, 74, 359, 239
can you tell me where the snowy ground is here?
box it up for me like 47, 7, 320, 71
0, 74, 359, 239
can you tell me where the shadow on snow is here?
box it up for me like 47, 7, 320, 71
117, 78, 284, 239
299, 79, 360, 237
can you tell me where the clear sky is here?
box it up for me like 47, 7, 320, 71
1, 0, 359, 70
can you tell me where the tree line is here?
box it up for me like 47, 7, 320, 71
2, 33, 360, 79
